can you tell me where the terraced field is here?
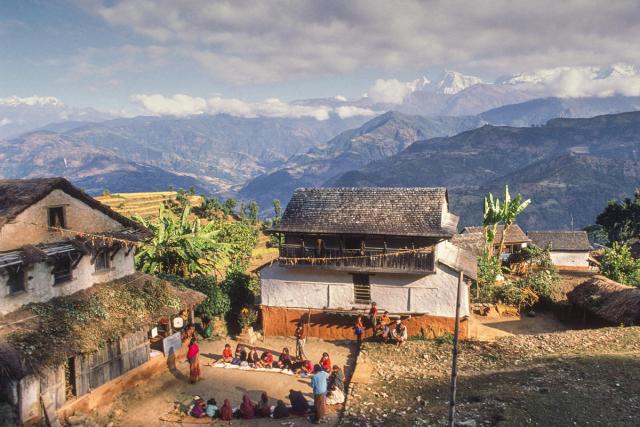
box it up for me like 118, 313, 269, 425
95, 192, 203, 219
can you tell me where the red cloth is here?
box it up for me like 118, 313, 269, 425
222, 348, 233, 359
220, 399, 233, 421
239, 395, 256, 419
321, 356, 332, 371
187, 343, 199, 360
262, 352, 274, 364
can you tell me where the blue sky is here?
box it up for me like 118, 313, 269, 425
1, 0, 639, 114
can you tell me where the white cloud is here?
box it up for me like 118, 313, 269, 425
131, 94, 207, 116
0, 118, 13, 126
334, 95, 348, 102
0, 96, 63, 107
334, 105, 377, 119
367, 79, 419, 104
130, 94, 374, 120
505, 64, 640, 97
82, 1, 640, 85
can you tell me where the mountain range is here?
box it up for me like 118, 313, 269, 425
333, 111, 640, 230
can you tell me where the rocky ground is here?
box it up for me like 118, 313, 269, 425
341, 326, 640, 426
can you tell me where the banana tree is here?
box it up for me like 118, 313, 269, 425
134, 205, 231, 277
496, 185, 531, 258
483, 192, 502, 257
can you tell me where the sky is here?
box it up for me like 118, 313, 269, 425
1, 0, 640, 115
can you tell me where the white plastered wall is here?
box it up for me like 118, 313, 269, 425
0, 189, 125, 251
260, 262, 468, 318
0, 249, 135, 316
550, 251, 590, 268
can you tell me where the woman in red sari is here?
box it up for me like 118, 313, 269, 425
186, 337, 201, 383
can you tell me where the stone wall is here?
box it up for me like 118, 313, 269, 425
260, 263, 469, 317
0, 249, 135, 315
0, 189, 125, 251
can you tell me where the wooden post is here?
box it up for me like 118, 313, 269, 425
448, 271, 464, 427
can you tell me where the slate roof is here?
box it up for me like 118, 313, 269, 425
0, 177, 147, 235
528, 231, 592, 251
451, 233, 485, 257
462, 224, 531, 244
269, 187, 458, 237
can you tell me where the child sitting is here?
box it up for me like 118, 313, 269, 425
231, 343, 247, 365
222, 344, 233, 363
319, 352, 332, 372
260, 350, 274, 368
277, 347, 292, 369
189, 398, 207, 418
205, 398, 218, 417
246, 347, 260, 368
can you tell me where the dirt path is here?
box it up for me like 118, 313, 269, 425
468, 311, 570, 341
98, 337, 357, 427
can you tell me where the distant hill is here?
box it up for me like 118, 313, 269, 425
333, 111, 640, 230
0, 113, 369, 194
238, 111, 485, 211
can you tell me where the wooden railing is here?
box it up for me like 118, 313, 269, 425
278, 244, 435, 273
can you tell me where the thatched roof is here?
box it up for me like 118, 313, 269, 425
269, 187, 459, 237
567, 275, 640, 325
451, 232, 485, 257
0, 272, 205, 380
462, 224, 531, 244
0, 177, 148, 235
528, 231, 592, 251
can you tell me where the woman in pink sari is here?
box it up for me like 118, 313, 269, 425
186, 337, 201, 383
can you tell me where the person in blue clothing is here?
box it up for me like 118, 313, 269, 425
310, 364, 328, 423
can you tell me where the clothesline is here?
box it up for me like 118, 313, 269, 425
15, 221, 144, 248
277, 246, 432, 262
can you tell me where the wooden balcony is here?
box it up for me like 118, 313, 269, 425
277, 244, 435, 274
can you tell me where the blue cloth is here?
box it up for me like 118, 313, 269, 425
311, 370, 328, 395
206, 404, 218, 417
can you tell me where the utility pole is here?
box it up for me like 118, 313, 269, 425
448, 270, 464, 427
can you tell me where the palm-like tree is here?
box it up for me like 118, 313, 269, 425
483, 192, 502, 257
134, 205, 230, 277
496, 186, 531, 257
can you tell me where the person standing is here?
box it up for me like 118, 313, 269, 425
354, 315, 365, 344
295, 322, 307, 360
310, 364, 328, 424
186, 337, 201, 383
368, 302, 378, 330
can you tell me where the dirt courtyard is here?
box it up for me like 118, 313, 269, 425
98, 337, 357, 427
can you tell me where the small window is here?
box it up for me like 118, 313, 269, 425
6, 267, 26, 294
48, 207, 66, 229
53, 257, 73, 284
353, 274, 371, 304
95, 251, 111, 271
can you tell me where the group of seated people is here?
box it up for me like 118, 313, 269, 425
370, 308, 408, 346
220, 343, 337, 376
188, 371, 346, 422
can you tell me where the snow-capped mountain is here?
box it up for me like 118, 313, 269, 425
0, 96, 115, 139
435, 71, 485, 94
499, 63, 639, 85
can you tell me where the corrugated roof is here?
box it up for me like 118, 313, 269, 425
269, 187, 458, 237
462, 224, 531, 244
528, 231, 592, 251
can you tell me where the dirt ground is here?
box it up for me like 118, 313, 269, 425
468, 311, 570, 341
342, 326, 640, 426
96, 337, 357, 427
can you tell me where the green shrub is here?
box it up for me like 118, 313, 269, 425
600, 242, 640, 286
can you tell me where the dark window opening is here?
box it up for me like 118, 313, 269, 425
65, 357, 77, 400
53, 256, 73, 284
95, 251, 110, 271
6, 267, 26, 294
48, 206, 66, 229
353, 274, 371, 304
345, 237, 362, 250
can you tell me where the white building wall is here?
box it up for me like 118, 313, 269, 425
0, 249, 135, 315
0, 189, 125, 251
260, 263, 469, 318
550, 251, 590, 268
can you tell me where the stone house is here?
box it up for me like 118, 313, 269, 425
0, 178, 204, 425
528, 230, 593, 270
260, 187, 476, 340
461, 224, 531, 259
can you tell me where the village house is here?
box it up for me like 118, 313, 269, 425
528, 230, 593, 270
461, 224, 531, 259
0, 178, 203, 425
260, 187, 476, 340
